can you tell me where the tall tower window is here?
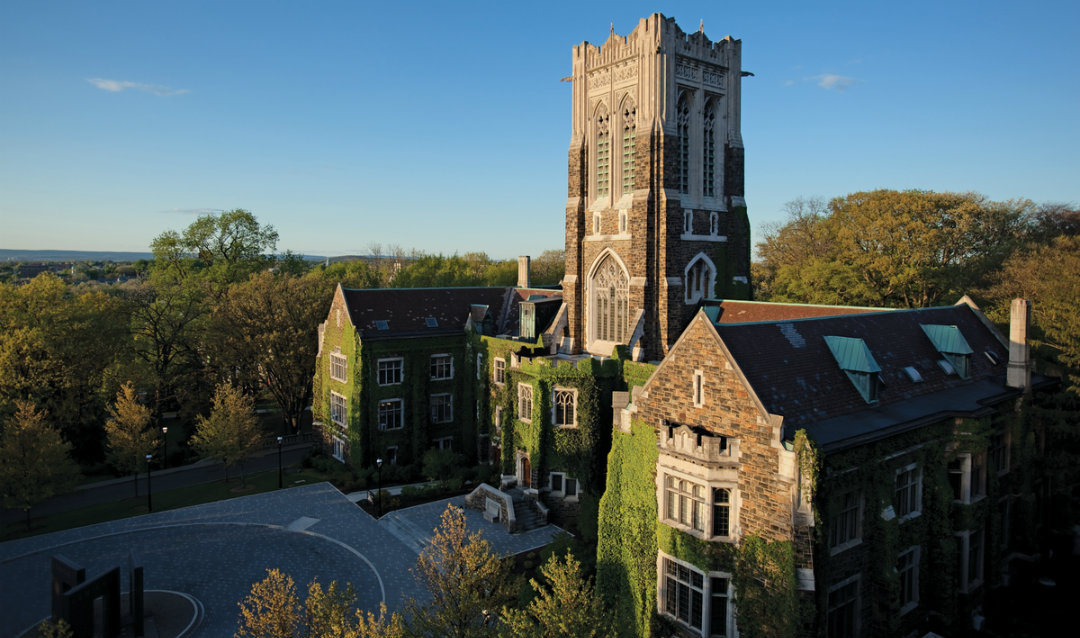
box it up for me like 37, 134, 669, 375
622, 103, 637, 194
685, 254, 716, 304
677, 94, 690, 193
591, 254, 629, 344
703, 101, 716, 198
596, 107, 611, 197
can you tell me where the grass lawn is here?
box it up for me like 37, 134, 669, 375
2, 466, 331, 542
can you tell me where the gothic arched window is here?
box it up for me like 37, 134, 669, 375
685, 254, 716, 304
596, 105, 611, 197
622, 101, 637, 194
591, 254, 629, 344
677, 93, 690, 193
703, 99, 717, 198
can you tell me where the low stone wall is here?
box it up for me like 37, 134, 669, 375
465, 484, 517, 533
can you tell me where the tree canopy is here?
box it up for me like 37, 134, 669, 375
0, 401, 79, 529
754, 190, 1037, 308
104, 381, 156, 495
191, 381, 262, 482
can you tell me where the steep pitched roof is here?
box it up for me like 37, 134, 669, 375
710, 304, 1032, 450
340, 287, 511, 340
704, 299, 888, 324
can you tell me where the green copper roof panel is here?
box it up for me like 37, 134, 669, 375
824, 336, 881, 373
920, 324, 973, 355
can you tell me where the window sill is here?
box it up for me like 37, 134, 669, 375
898, 511, 921, 523
828, 538, 862, 556
555, 424, 579, 430
661, 519, 734, 543
900, 602, 918, 616
377, 382, 403, 387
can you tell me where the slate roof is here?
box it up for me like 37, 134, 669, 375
341, 287, 511, 340
711, 304, 1046, 450
704, 299, 888, 324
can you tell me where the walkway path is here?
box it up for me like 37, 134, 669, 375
0, 482, 565, 638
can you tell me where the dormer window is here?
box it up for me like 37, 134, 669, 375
375, 320, 389, 330
425, 317, 439, 328
824, 336, 882, 403
921, 324, 973, 379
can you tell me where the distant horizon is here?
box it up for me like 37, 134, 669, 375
2, 1, 1077, 256
0, 247, 555, 263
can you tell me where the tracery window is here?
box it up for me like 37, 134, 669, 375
622, 102, 636, 194
591, 255, 629, 344
553, 388, 577, 427
703, 100, 716, 198
677, 93, 691, 193
596, 107, 611, 197
685, 256, 715, 304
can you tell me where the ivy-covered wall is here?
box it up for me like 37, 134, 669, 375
811, 410, 1020, 638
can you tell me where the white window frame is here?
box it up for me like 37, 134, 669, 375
958, 528, 985, 593
377, 398, 403, 431
331, 435, 346, 462
829, 490, 863, 555
897, 545, 920, 615
329, 352, 347, 383
948, 452, 987, 504
385, 445, 398, 465
552, 387, 578, 428
826, 575, 860, 638
430, 393, 453, 424
518, 383, 533, 423
894, 463, 922, 521
618, 210, 628, 234
493, 357, 506, 386
430, 354, 453, 381
657, 552, 735, 637
709, 211, 719, 236
693, 369, 705, 407
377, 357, 403, 386
434, 436, 453, 451
549, 471, 565, 495
661, 471, 737, 542
991, 430, 1010, 476
330, 391, 347, 428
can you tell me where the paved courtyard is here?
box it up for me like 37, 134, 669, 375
0, 483, 563, 637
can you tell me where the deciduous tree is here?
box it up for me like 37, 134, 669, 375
237, 568, 300, 638
104, 381, 157, 496
0, 401, 79, 529
191, 382, 262, 483
405, 504, 513, 638
499, 551, 613, 638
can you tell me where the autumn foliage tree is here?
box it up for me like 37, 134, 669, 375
191, 382, 262, 483
104, 381, 156, 496
405, 505, 514, 638
499, 551, 613, 638
0, 401, 79, 529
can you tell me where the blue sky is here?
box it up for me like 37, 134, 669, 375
2, 1, 1077, 259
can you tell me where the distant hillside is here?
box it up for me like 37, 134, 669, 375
0, 249, 330, 262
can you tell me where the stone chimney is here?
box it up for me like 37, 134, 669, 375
517, 255, 530, 288
1007, 298, 1031, 390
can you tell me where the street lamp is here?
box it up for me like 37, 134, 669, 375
145, 453, 153, 513
376, 458, 383, 517
277, 436, 284, 489
161, 426, 168, 469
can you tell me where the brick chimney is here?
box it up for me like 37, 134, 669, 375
517, 256, 531, 289
1006, 298, 1031, 390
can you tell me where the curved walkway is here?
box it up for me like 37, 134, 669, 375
0, 484, 416, 638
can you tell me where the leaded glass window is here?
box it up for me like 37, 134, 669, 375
677, 94, 690, 193
596, 107, 610, 197
703, 101, 716, 197
622, 104, 636, 194
592, 255, 628, 343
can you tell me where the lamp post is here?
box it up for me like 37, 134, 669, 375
161, 426, 168, 469
145, 454, 153, 513
376, 458, 383, 517
277, 436, 284, 489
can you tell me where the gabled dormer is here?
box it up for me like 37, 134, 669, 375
824, 336, 881, 403
920, 324, 973, 379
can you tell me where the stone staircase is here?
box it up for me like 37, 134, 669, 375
506, 487, 547, 532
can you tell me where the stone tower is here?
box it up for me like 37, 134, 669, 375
562, 14, 751, 361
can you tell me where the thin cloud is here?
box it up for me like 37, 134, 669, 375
162, 208, 222, 216
87, 78, 189, 96
812, 74, 860, 91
